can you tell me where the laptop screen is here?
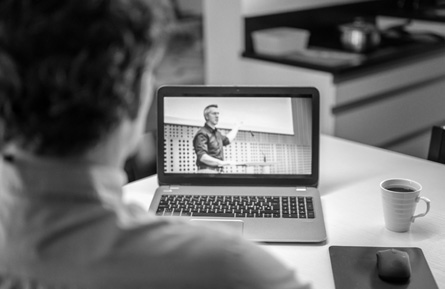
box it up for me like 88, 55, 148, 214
157, 86, 319, 187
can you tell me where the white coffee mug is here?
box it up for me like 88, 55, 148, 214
380, 178, 431, 232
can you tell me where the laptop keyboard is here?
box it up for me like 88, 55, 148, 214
155, 195, 315, 219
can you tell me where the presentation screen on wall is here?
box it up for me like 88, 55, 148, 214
163, 96, 312, 175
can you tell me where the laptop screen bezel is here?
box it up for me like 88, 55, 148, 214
156, 85, 320, 187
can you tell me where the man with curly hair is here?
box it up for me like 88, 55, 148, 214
0, 0, 310, 288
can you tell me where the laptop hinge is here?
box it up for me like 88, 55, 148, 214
296, 187, 307, 192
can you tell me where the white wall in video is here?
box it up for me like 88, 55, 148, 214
164, 97, 294, 135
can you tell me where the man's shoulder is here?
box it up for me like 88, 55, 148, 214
127, 219, 303, 289
196, 126, 207, 133
119, 217, 239, 253
113, 217, 247, 272
105, 217, 287, 288
195, 126, 211, 137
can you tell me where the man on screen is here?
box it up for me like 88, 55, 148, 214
193, 104, 241, 173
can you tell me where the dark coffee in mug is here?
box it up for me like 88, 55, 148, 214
386, 186, 416, 193
380, 178, 430, 232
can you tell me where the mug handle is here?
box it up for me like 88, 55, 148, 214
411, 196, 431, 223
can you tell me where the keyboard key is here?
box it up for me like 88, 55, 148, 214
157, 194, 316, 220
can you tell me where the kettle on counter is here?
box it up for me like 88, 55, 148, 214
339, 17, 381, 53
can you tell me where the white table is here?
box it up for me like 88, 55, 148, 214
123, 135, 445, 288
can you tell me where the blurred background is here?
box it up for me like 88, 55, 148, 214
143, 0, 445, 169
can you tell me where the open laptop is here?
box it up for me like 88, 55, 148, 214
148, 85, 327, 243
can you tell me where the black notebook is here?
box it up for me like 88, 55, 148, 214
329, 246, 438, 289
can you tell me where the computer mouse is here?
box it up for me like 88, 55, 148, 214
376, 249, 411, 283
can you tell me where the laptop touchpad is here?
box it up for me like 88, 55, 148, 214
190, 219, 244, 236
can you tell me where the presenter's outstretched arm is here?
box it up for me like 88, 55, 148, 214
226, 121, 243, 143
200, 154, 235, 167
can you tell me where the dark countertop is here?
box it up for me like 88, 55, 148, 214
242, 1, 445, 82
242, 39, 445, 83
382, 6, 445, 23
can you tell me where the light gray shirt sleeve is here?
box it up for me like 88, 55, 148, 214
222, 236, 311, 289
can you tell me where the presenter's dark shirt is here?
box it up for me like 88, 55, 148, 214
193, 123, 230, 168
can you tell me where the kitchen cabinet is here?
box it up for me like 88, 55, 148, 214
204, 0, 445, 159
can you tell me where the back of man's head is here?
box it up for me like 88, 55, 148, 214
0, 0, 171, 156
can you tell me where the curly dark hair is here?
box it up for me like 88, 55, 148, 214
0, 0, 172, 156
